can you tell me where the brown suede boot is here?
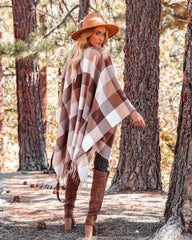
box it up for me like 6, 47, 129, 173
64, 172, 80, 230
85, 169, 109, 237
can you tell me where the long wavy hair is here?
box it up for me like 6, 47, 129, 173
68, 28, 108, 82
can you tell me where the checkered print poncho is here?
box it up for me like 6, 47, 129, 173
52, 46, 135, 182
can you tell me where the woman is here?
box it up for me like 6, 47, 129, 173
52, 13, 145, 238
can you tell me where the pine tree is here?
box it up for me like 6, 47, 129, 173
152, 1, 192, 239
78, 0, 90, 25
110, 0, 162, 192
12, 0, 48, 170
0, 18, 4, 171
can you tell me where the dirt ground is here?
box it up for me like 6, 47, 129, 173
0, 171, 168, 240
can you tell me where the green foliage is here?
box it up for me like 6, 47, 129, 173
0, 32, 65, 60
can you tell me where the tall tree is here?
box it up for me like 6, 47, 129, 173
110, 0, 162, 191
39, 14, 47, 134
78, 0, 90, 25
153, 2, 192, 239
0, 19, 3, 171
12, 0, 48, 170
40, 64, 47, 134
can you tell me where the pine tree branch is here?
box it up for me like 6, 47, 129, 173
35, 0, 40, 6
44, 4, 79, 38
31, 6, 58, 19
61, 0, 76, 25
178, 19, 192, 24
0, 5, 12, 8
89, 4, 98, 13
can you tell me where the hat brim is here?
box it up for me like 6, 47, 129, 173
71, 24, 119, 41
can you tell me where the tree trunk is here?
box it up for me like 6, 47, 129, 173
152, 2, 192, 239
12, 0, 48, 170
40, 65, 47, 134
0, 19, 4, 172
110, 0, 162, 192
39, 14, 47, 134
164, 0, 192, 233
78, 0, 90, 26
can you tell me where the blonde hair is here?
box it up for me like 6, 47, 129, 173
68, 28, 108, 82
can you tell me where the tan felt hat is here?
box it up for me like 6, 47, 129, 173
71, 13, 119, 41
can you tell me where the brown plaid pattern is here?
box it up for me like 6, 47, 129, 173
52, 47, 135, 182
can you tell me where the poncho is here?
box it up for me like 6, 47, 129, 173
52, 46, 135, 182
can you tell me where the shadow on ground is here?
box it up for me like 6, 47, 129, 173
0, 171, 167, 240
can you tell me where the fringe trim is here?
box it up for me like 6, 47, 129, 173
58, 160, 80, 185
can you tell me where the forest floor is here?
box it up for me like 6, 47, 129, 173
0, 170, 170, 240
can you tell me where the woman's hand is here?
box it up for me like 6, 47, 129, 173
130, 110, 146, 127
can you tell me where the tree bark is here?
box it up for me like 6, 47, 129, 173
39, 14, 47, 134
164, 0, 192, 233
0, 19, 4, 172
40, 65, 47, 134
110, 0, 162, 191
78, 0, 90, 26
12, 0, 48, 170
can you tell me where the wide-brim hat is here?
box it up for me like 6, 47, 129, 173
71, 13, 119, 41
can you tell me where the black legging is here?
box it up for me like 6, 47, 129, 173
94, 152, 109, 172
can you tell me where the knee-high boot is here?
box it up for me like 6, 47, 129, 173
85, 169, 109, 237
64, 172, 80, 230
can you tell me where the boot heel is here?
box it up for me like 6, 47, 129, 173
65, 218, 72, 230
85, 225, 93, 238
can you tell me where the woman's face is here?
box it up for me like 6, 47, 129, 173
89, 27, 106, 47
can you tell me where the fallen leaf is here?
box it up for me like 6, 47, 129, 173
37, 221, 46, 230
13, 195, 20, 203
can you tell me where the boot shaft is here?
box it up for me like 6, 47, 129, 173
86, 169, 109, 225
65, 172, 80, 218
